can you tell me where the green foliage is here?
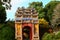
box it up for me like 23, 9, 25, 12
44, 1, 60, 23
0, 26, 14, 40
0, 0, 11, 10
6, 20, 15, 28
29, 2, 45, 18
0, 21, 15, 40
42, 33, 52, 40
29, 1, 60, 24
51, 0, 59, 1
42, 31, 60, 40
55, 31, 60, 39
39, 18, 49, 28
0, 0, 14, 40
0, 5, 6, 23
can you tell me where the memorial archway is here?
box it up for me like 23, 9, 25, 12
15, 7, 39, 40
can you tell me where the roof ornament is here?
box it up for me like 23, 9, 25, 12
31, 8, 35, 12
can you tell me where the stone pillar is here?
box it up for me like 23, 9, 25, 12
15, 23, 22, 40
33, 23, 39, 40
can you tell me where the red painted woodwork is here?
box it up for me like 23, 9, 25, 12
22, 23, 33, 40
22, 23, 32, 28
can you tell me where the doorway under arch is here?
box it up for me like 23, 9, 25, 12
22, 26, 32, 40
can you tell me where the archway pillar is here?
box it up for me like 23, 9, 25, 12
15, 23, 22, 40
33, 23, 39, 40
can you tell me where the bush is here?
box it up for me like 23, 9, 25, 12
0, 23, 15, 40
42, 31, 60, 40
55, 31, 60, 40
42, 33, 54, 40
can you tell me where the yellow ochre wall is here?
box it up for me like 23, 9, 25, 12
34, 23, 39, 33
15, 23, 22, 39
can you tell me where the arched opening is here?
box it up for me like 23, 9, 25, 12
22, 26, 32, 40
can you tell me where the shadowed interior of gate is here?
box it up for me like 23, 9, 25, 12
22, 26, 32, 40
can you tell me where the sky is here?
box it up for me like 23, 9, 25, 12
6, 0, 51, 20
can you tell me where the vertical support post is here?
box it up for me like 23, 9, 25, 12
15, 23, 22, 40
33, 23, 39, 40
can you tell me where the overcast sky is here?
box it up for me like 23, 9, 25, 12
6, 0, 51, 20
